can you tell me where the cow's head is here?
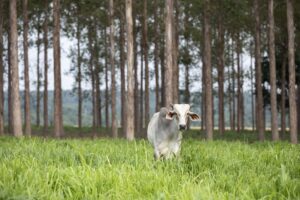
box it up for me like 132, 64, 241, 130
166, 104, 200, 130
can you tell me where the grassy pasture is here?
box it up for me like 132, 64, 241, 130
0, 131, 299, 199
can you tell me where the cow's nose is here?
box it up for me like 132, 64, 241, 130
179, 125, 186, 130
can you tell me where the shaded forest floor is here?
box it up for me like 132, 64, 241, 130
3, 126, 294, 143
50, 127, 298, 143
0, 130, 299, 199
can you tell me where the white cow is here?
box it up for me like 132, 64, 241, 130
147, 104, 200, 160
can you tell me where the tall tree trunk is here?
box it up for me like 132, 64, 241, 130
228, 61, 233, 130
88, 25, 96, 133
143, 0, 150, 127
203, 0, 213, 140
94, 33, 100, 130
8, 32, 12, 134
133, 10, 139, 131
217, 17, 225, 135
43, 0, 49, 131
140, 40, 144, 133
281, 54, 287, 137
268, 0, 279, 140
10, 0, 23, 137
160, 40, 165, 107
125, 0, 135, 140
95, 66, 100, 129
250, 51, 255, 130
172, 0, 179, 103
154, 0, 160, 112
297, 87, 300, 138
36, 16, 41, 127
23, 0, 31, 136
201, 35, 205, 131
109, 0, 118, 138
53, 0, 63, 137
105, 30, 109, 128
254, 0, 264, 141
164, 0, 174, 106
0, 0, 4, 135
286, 0, 297, 144
237, 34, 242, 133
184, 28, 190, 104
231, 39, 236, 131
241, 58, 245, 130
76, 15, 82, 129
119, 8, 126, 136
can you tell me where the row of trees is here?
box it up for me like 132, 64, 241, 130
0, 0, 299, 143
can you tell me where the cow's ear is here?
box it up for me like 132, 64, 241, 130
166, 111, 177, 120
188, 112, 200, 121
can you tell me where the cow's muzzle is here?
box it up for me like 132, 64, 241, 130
179, 125, 186, 130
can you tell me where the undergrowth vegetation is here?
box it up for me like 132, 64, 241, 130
0, 132, 299, 199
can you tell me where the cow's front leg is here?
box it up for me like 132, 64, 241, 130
154, 148, 161, 160
172, 133, 182, 157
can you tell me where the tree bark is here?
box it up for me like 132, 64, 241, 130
125, 0, 135, 140
36, 16, 41, 127
119, 7, 126, 136
94, 33, 100, 129
36, 17, 41, 127
140, 39, 144, 133
109, 0, 118, 138
172, 0, 179, 103
160, 39, 165, 107
53, 0, 63, 137
87, 25, 96, 133
133, 10, 139, 131
164, 0, 174, 106
154, 0, 160, 112
237, 34, 242, 133
280, 54, 287, 137
105, 30, 109, 128
203, 0, 213, 140
227, 43, 233, 130
143, 0, 150, 127
10, 0, 23, 137
23, 0, 31, 136
0, 0, 4, 135
268, 0, 279, 140
254, 0, 264, 141
76, 14, 82, 129
8, 32, 12, 134
43, 0, 49, 131
250, 51, 255, 130
231, 39, 236, 131
286, 0, 297, 144
217, 17, 225, 135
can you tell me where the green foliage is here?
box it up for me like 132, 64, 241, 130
0, 134, 299, 199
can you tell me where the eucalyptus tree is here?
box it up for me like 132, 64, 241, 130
10, 0, 23, 137
53, 0, 64, 137
23, 0, 31, 136
126, 0, 135, 140
0, 0, 4, 135
164, 0, 174, 106
43, 0, 49, 131
254, 0, 264, 141
203, 0, 213, 139
286, 0, 297, 144
109, 0, 118, 138
268, 0, 279, 141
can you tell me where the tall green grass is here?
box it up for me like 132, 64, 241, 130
0, 136, 299, 199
